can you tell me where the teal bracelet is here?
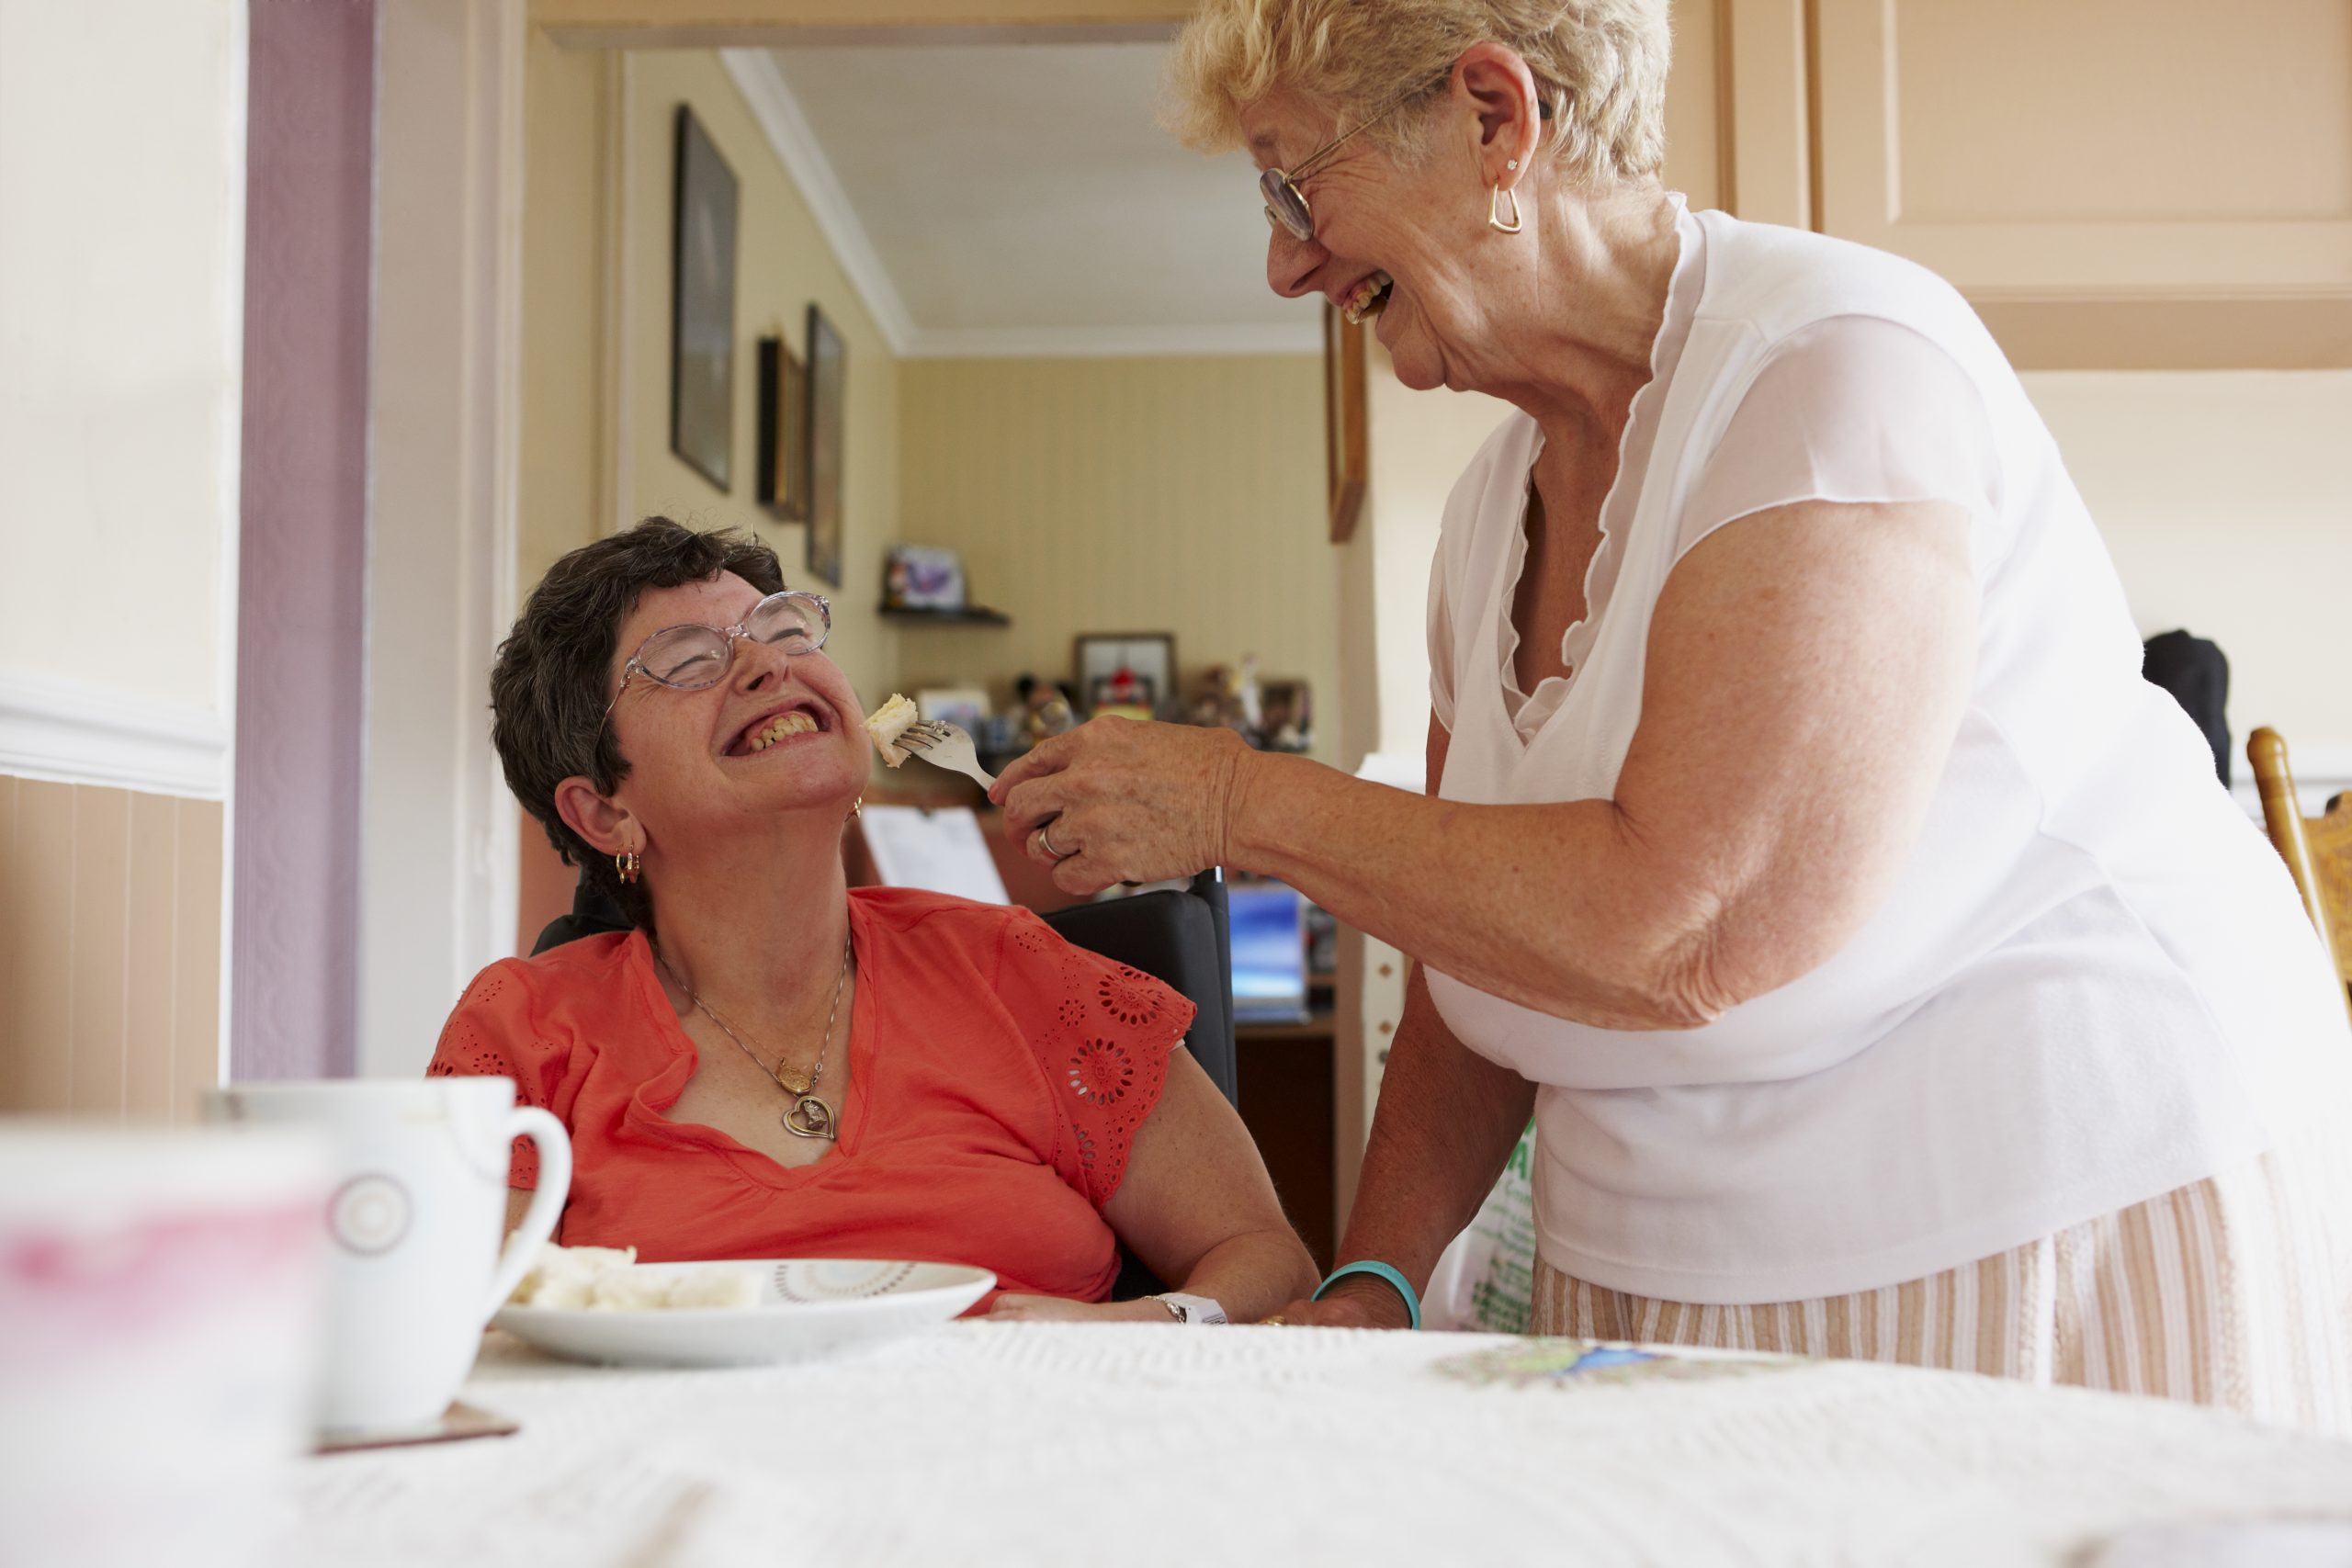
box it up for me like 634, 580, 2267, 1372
1312, 1260, 1422, 1329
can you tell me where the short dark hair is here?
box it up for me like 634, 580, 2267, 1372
490, 517, 786, 919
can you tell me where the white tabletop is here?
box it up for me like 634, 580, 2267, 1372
295, 1325, 2352, 1568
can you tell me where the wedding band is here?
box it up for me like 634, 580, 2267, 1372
1261, 1314, 1287, 1326
1039, 821, 1072, 861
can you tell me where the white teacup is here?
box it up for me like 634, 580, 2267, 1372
209, 1077, 571, 1435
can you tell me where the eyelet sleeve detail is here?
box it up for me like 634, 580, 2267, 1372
995, 912, 1195, 1208
425, 962, 573, 1190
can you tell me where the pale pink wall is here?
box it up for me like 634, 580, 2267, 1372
231, 0, 377, 1079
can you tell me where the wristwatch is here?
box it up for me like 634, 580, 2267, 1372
1151, 1292, 1229, 1325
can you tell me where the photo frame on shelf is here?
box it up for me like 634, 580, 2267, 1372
754, 335, 809, 521
1074, 633, 1176, 721
916, 688, 992, 735
883, 546, 967, 612
1323, 302, 1367, 544
670, 106, 738, 493
805, 303, 847, 587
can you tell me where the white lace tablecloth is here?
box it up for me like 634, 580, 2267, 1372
293, 1325, 2352, 1567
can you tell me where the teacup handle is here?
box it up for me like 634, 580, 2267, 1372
482, 1105, 573, 1321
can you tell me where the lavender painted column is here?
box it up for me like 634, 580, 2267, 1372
232, 0, 377, 1079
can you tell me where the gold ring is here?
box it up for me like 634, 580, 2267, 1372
1261, 1314, 1287, 1326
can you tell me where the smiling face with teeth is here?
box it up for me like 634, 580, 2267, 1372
1242, 50, 1563, 399
555, 571, 870, 887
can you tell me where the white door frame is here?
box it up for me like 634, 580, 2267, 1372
359, 0, 526, 1076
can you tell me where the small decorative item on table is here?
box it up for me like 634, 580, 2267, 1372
1256, 678, 1314, 753
1074, 633, 1176, 722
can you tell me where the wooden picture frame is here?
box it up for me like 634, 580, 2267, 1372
669, 106, 738, 493
805, 303, 846, 588
754, 335, 809, 521
1323, 303, 1367, 544
1074, 633, 1176, 721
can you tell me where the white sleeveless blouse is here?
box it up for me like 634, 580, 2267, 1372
1424, 203, 2352, 1304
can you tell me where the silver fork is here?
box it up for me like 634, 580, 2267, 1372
894, 719, 995, 789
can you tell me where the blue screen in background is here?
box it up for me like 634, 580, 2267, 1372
1227, 882, 1308, 1024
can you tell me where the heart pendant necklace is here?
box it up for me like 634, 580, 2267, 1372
656, 919, 853, 1142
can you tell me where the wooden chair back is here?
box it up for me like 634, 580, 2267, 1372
2246, 727, 2352, 992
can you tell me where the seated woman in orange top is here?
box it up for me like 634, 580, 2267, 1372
429, 519, 1315, 1322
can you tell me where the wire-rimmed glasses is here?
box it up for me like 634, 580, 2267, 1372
600, 590, 832, 727
1259, 75, 1453, 243
1259, 76, 1551, 243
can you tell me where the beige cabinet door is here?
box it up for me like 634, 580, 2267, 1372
1813, 0, 2352, 366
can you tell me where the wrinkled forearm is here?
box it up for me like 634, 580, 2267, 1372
1328, 970, 1536, 1308
1225, 750, 1736, 1029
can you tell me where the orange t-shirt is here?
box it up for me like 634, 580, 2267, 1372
426, 887, 1192, 1303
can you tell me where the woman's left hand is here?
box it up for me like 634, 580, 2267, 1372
986, 1293, 1176, 1324
991, 717, 1254, 895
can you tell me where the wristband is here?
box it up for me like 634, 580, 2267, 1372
1312, 1260, 1421, 1329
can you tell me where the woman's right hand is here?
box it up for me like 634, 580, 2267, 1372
1272, 1274, 1416, 1330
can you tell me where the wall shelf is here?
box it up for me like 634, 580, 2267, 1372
879, 604, 1012, 627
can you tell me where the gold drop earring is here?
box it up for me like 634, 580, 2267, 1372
1489, 160, 1524, 234
615, 847, 641, 885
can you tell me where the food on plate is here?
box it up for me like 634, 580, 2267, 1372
505, 1242, 759, 1311
865, 694, 920, 766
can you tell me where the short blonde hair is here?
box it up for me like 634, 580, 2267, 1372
1164, 0, 1670, 185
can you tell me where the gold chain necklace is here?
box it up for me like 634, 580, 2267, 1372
654, 922, 852, 1141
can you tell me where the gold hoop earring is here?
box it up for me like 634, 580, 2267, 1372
1487, 183, 1524, 235
615, 848, 641, 886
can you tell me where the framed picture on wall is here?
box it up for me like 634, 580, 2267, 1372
1323, 302, 1367, 544
670, 106, 739, 493
1074, 633, 1176, 721
805, 304, 847, 587
755, 335, 809, 521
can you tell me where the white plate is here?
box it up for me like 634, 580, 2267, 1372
491, 1258, 994, 1368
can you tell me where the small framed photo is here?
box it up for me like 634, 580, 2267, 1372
917, 688, 991, 734
754, 335, 808, 521
1074, 633, 1175, 721
883, 546, 967, 612
805, 304, 847, 587
670, 106, 738, 493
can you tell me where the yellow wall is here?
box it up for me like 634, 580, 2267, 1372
897, 355, 1335, 760
520, 32, 612, 598
517, 43, 901, 708
623, 51, 899, 704
0, 779, 223, 1120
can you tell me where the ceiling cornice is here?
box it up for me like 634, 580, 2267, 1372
720, 47, 917, 354
722, 46, 1318, 361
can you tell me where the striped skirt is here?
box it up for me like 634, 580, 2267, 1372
1531, 1127, 2352, 1435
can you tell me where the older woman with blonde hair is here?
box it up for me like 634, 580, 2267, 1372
992, 0, 2352, 1426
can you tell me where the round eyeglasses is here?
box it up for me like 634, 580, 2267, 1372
1260, 78, 1548, 243
600, 590, 831, 727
